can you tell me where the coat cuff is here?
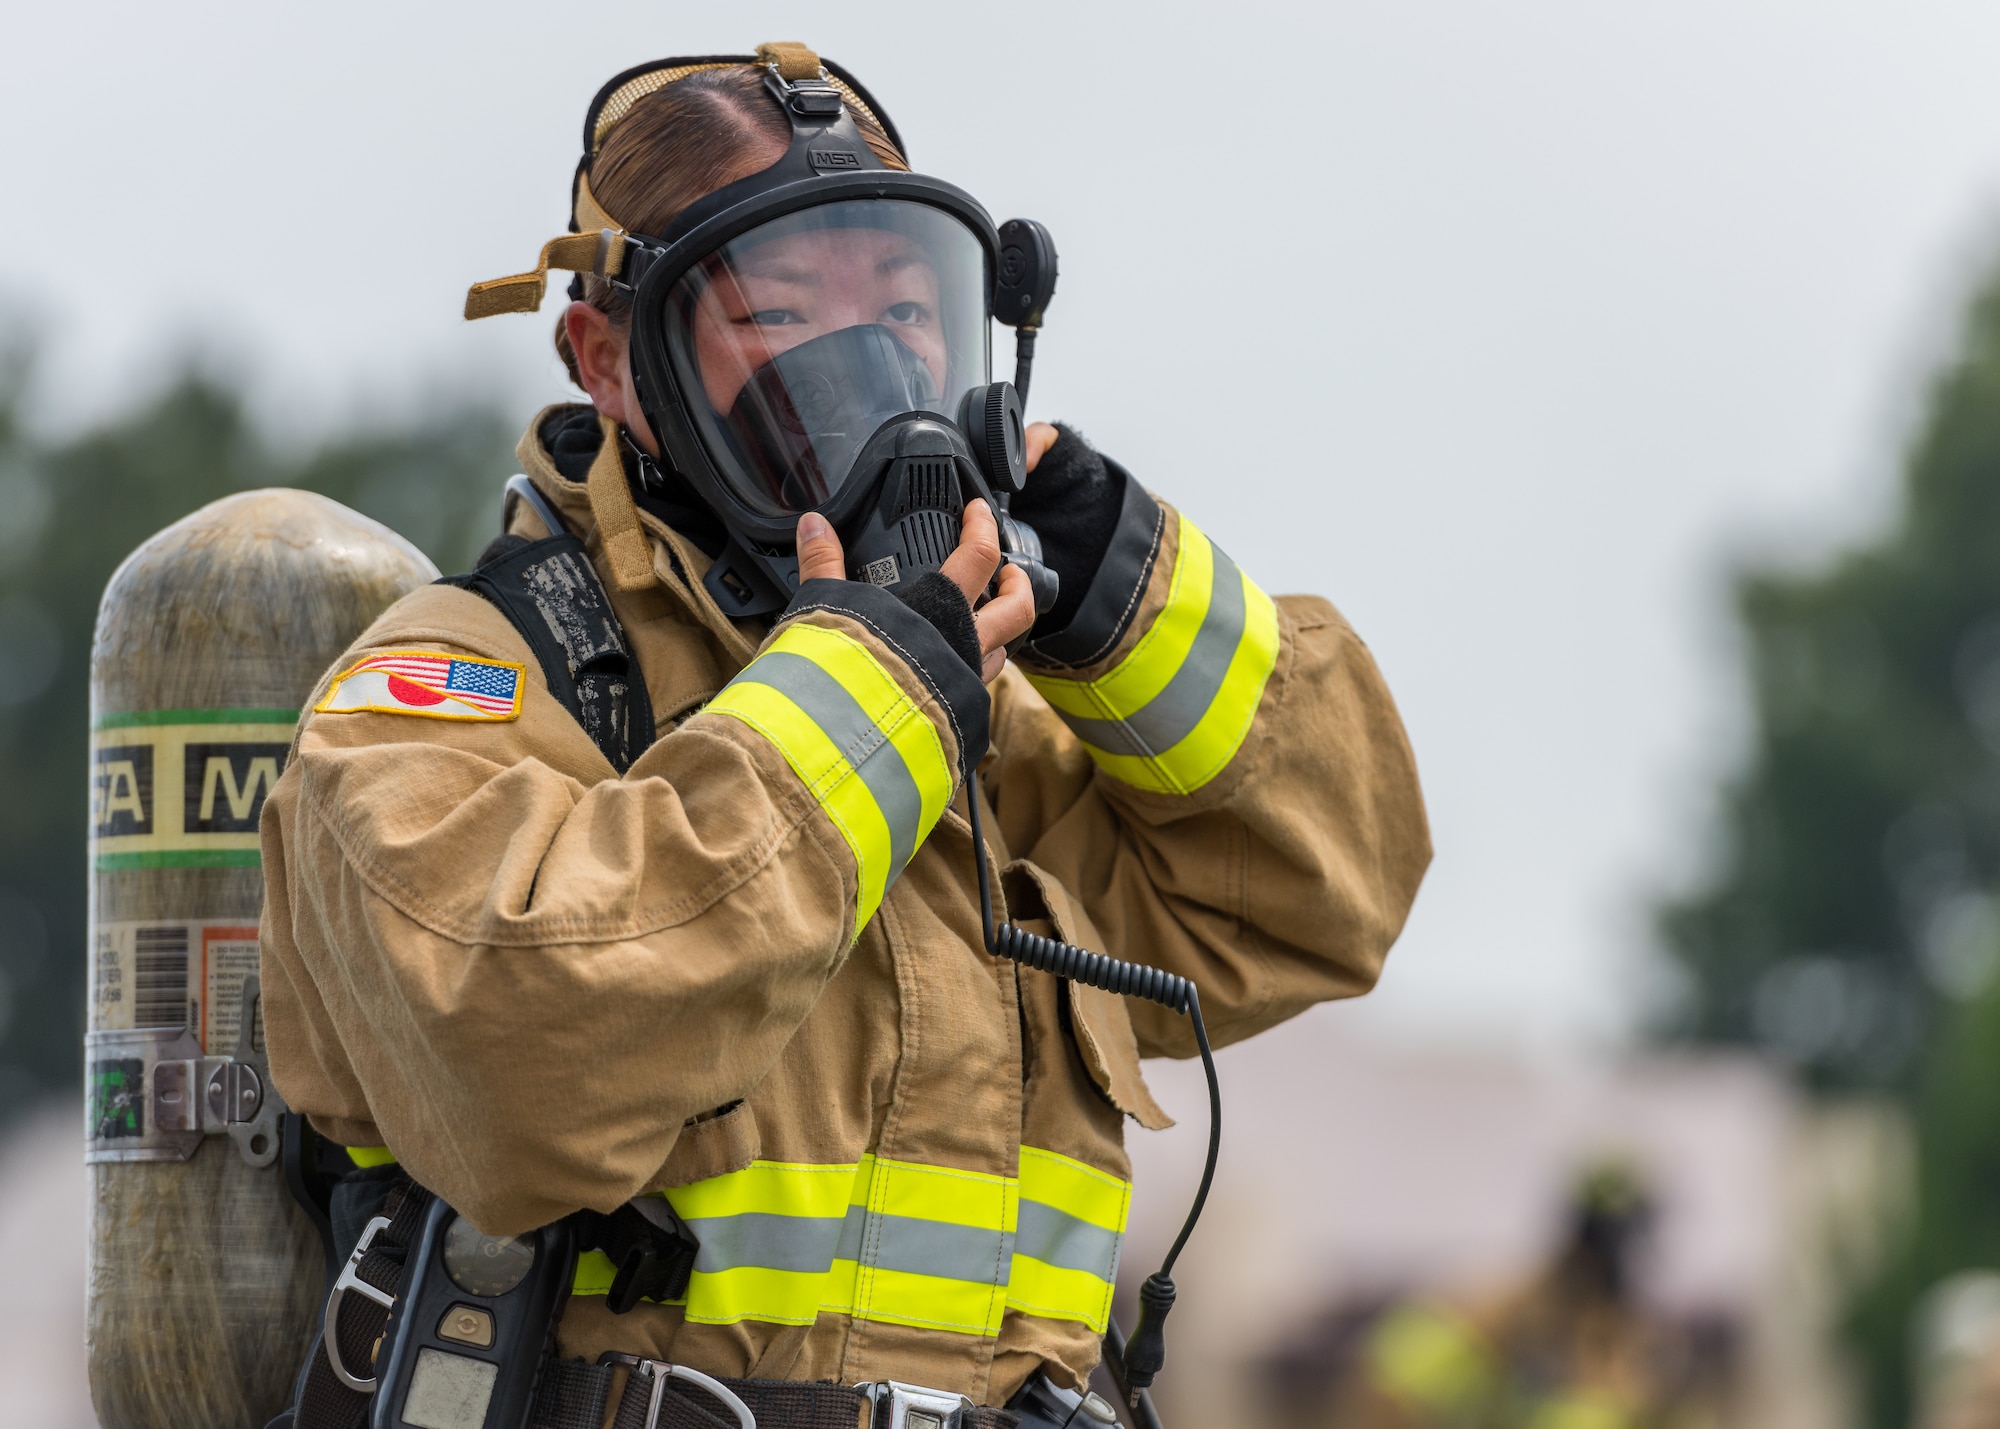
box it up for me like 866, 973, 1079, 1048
1016, 504, 1280, 796
1016, 473, 1164, 669
702, 580, 991, 937
778, 578, 990, 776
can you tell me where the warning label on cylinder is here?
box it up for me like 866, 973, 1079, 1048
89, 710, 296, 869
90, 919, 264, 1054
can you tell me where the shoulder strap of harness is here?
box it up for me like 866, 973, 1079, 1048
438, 477, 656, 772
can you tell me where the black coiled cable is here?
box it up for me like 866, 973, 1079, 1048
988, 923, 1194, 1013
965, 768, 1220, 1421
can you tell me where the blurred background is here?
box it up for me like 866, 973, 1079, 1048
12, 1, 2000, 1424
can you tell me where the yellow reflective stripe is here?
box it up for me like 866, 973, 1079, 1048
574, 1257, 846, 1327
852, 1156, 1015, 1334
1024, 514, 1279, 795
1025, 513, 1214, 724
824, 1255, 860, 1314
1006, 1256, 1115, 1333
705, 680, 896, 930
1019, 1146, 1130, 1233
707, 623, 954, 934
572, 1250, 618, 1296
1076, 580, 1279, 795
867, 1155, 1016, 1231
346, 1144, 396, 1168
566, 1147, 1130, 1337
683, 1265, 832, 1327
780, 624, 954, 842
849, 1152, 877, 1206
670, 1158, 859, 1221
1008, 1146, 1129, 1332
852, 1264, 1007, 1335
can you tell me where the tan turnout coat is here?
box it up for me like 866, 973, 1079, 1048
259, 407, 1431, 1405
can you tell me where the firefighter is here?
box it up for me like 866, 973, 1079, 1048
258, 42, 1430, 1428
1321, 1165, 1734, 1429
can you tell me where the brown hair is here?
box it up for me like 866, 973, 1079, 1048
556, 65, 908, 386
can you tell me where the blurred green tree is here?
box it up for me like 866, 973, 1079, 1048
0, 341, 516, 1126
1659, 261, 2000, 1424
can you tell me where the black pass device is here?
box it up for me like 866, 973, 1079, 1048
371, 1199, 577, 1429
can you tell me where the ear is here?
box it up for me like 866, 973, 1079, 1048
563, 303, 658, 453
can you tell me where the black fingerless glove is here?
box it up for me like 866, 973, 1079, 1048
892, 571, 982, 676
1009, 424, 1127, 638
780, 577, 991, 771
1010, 424, 1165, 668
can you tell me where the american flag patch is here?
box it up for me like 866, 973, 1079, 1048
315, 650, 525, 722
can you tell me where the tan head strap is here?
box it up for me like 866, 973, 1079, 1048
754, 42, 821, 81
464, 226, 627, 320
465, 41, 849, 321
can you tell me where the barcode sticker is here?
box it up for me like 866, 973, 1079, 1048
91, 919, 263, 1052
132, 925, 190, 1029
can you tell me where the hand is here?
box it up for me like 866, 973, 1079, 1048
1007, 422, 1128, 641
796, 504, 1035, 683
1025, 421, 1059, 475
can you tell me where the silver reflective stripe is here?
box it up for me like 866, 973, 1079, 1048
1015, 1201, 1121, 1281
684, 1211, 846, 1275
867, 1213, 1012, 1284
835, 1203, 866, 1263
691, 1206, 1011, 1286
738, 650, 924, 874
1055, 545, 1248, 758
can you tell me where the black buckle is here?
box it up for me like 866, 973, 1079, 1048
608, 237, 660, 295
594, 1198, 700, 1314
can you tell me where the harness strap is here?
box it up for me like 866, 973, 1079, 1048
440, 529, 656, 772
293, 1176, 432, 1429
530, 1360, 1024, 1429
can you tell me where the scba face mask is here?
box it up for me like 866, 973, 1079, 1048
665, 199, 984, 516
466, 43, 1061, 620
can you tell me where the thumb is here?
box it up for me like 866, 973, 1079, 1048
1024, 422, 1059, 475
795, 512, 846, 583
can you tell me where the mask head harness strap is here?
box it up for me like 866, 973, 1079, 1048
462, 44, 902, 321
462, 43, 1016, 619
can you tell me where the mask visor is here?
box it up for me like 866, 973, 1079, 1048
663, 199, 990, 520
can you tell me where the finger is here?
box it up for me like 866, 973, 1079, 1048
1024, 422, 1059, 475
939, 500, 1003, 609
795, 512, 845, 583
974, 562, 1036, 682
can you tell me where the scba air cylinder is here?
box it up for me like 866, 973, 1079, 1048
85, 489, 437, 1429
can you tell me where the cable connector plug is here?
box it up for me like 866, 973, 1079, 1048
1121, 1271, 1177, 1402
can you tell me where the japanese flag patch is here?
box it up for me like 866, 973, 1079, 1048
316, 650, 525, 722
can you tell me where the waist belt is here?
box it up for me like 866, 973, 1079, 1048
533, 1357, 1024, 1429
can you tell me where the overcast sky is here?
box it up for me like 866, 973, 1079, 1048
9, 1, 2000, 1053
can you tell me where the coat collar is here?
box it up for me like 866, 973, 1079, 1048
515, 403, 764, 666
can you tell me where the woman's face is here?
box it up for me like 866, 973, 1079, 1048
688, 225, 947, 414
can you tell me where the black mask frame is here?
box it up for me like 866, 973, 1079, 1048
609, 62, 1011, 614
